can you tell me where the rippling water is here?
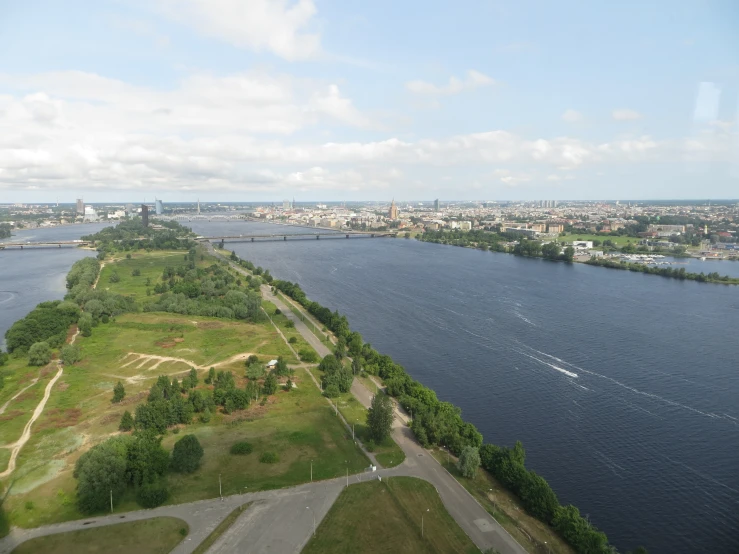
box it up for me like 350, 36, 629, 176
1, 221, 737, 553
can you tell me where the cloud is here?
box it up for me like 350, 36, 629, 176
406, 70, 494, 96
156, 0, 320, 61
612, 109, 642, 121
562, 109, 583, 123
107, 15, 170, 47
0, 70, 733, 196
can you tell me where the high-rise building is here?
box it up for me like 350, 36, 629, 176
155, 199, 163, 215
388, 199, 398, 220
76, 198, 84, 214
434, 199, 440, 211
141, 204, 149, 227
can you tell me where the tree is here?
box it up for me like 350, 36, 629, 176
78, 312, 93, 337
60, 344, 82, 365
366, 393, 394, 442
119, 410, 134, 431
171, 434, 204, 473
285, 377, 293, 391
28, 342, 52, 366
205, 367, 216, 384
112, 381, 126, 403
187, 368, 198, 389
457, 446, 481, 478
262, 372, 278, 395
273, 356, 292, 377
562, 246, 575, 262
74, 437, 128, 513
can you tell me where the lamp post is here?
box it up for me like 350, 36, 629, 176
310, 460, 313, 483
306, 506, 315, 537
219, 473, 223, 500
421, 508, 429, 538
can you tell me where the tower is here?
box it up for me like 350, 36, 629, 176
141, 204, 149, 227
388, 199, 398, 220
434, 199, 440, 211
197, 199, 200, 215
76, 198, 84, 215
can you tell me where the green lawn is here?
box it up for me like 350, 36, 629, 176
302, 477, 478, 554
10, 517, 188, 554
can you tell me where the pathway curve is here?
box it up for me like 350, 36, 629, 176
0, 379, 38, 416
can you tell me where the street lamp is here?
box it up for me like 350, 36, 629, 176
310, 460, 313, 482
421, 508, 429, 538
306, 506, 316, 537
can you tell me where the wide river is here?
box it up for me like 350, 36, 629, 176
1, 221, 738, 554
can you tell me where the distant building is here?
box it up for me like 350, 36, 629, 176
530, 223, 547, 233
388, 199, 398, 220
459, 221, 472, 231
155, 199, 163, 215
141, 204, 149, 227
83, 206, 98, 222
434, 199, 440, 211
547, 223, 564, 234
283, 199, 291, 210
76, 198, 84, 214
504, 227, 538, 238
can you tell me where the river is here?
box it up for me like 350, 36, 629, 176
1, 220, 737, 554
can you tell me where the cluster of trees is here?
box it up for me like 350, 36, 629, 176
73, 431, 203, 513
233, 258, 273, 284
419, 230, 576, 263
585, 258, 739, 284
0, 223, 11, 239
366, 393, 394, 442
82, 219, 195, 253
479, 442, 613, 554
317, 354, 353, 397
145, 263, 264, 321
133, 374, 208, 433
4, 300, 81, 353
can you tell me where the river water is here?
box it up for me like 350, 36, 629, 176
1, 220, 737, 554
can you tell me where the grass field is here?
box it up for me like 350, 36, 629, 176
1, 247, 369, 530
429, 450, 574, 554
10, 517, 188, 554
192, 504, 250, 554
302, 477, 478, 554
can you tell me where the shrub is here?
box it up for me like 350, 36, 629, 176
131, 269, 141, 276
457, 446, 481, 478
299, 349, 318, 363
28, 342, 52, 366
230, 441, 254, 455
274, 308, 281, 315
284, 320, 295, 329
171, 434, 204, 473
60, 344, 82, 365
288, 336, 298, 344
112, 381, 126, 403
109, 272, 121, 283
259, 452, 279, 464
136, 478, 169, 508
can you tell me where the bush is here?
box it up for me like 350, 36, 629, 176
28, 342, 52, 366
60, 344, 82, 365
119, 411, 134, 431
284, 320, 295, 329
109, 272, 121, 283
230, 441, 254, 455
131, 269, 141, 276
288, 336, 298, 344
299, 349, 318, 363
457, 446, 481, 478
259, 452, 279, 464
171, 434, 204, 473
136, 478, 169, 508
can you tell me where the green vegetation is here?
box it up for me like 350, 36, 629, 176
457, 446, 480, 478
28, 342, 52, 366
0, 223, 11, 239
259, 451, 279, 464
4, 300, 80, 353
60, 344, 81, 366
230, 441, 253, 455
191, 504, 250, 554
585, 257, 739, 284
170, 435, 204, 473
317, 354, 352, 397
82, 219, 195, 254
366, 392, 393, 443
10, 517, 187, 554
302, 477, 478, 554
112, 381, 125, 403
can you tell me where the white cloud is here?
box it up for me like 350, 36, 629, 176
562, 109, 583, 123
0, 70, 732, 196
612, 109, 642, 121
406, 70, 494, 96
156, 0, 320, 61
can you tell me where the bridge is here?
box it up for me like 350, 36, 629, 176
198, 231, 395, 243
0, 240, 91, 250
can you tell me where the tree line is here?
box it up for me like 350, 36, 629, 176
82, 219, 195, 254
585, 257, 739, 285
0, 223, 11, 239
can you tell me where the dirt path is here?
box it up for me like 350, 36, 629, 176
120, 351, 257, 372
0, 365, 64, 478
0, 379, 38, 416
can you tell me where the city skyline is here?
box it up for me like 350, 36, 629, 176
0, 0, 737, 203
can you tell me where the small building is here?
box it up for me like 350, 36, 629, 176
547, 223, 564, 234
266, 359, 278, 369
459, 221, 472, 231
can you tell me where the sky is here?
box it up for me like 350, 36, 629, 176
0, 0, 738, 203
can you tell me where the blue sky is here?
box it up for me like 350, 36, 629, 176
0, 0, 737, 202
